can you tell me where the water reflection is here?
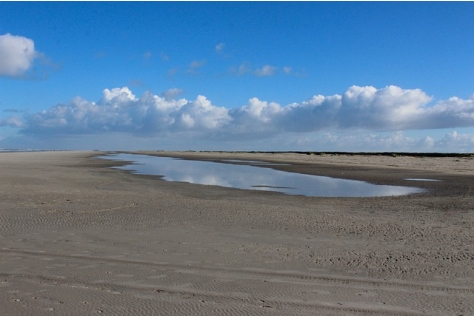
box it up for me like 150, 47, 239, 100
99, 153, 425, 198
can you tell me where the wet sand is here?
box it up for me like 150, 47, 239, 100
1, 150, 473, 315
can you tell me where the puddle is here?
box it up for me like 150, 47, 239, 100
99, 153, 425, 198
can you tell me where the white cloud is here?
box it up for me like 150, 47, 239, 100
435, 131, 474, 152
420, 136, 435, 149
228, 98, 283, 135
0, 115, 24, 128
101, 87, 136, 103
281, 131, 474, 153
337, 85, 433, 130
0, 33, 38, 77
3, 87, 230, 136
2, 85, 474, 151
171, 95, 231, 131
255, 65, 277, 77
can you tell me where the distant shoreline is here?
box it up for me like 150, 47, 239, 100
158, 150, 474, 158
2, 149, 474, 158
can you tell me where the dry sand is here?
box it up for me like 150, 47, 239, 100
0, 150, 473, 315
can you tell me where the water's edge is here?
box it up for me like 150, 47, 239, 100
98, 153, 426, 198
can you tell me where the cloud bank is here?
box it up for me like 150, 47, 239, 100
286, 131, 474, 153
2, 86, 474, 142
0, 33, 38, 77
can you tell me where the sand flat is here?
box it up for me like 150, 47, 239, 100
1, 150, 473, 315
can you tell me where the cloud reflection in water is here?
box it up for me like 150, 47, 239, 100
100, 153, 425, 198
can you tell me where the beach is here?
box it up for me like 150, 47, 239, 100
0, 150, 473, 315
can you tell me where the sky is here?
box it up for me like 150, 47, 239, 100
1, 1, 474, 152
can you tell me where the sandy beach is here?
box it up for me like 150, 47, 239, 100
1, 150, 473, 315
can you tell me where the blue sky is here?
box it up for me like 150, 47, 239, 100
1, 1, 474, 151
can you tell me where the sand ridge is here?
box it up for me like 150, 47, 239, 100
0, 150, 473, 315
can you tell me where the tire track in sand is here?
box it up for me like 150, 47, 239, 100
2, 248, 472, 295
0, 272, 421, 315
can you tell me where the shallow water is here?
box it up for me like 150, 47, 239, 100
100, 153, 425, 198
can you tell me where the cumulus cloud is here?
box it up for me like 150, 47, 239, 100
269, 131, 474, 152
161, 88, 184, 100
3, 87, 231, 136
0, 33, 38, 77
279, 130, 474, 153
287, 131, 418, 152
435, 131, 474, 151
2, 85, 474, 145
0, 115, 24, 128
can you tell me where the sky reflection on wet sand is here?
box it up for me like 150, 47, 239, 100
100, 153, 425, 198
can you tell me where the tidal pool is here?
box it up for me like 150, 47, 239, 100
99, 153, 425, 198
